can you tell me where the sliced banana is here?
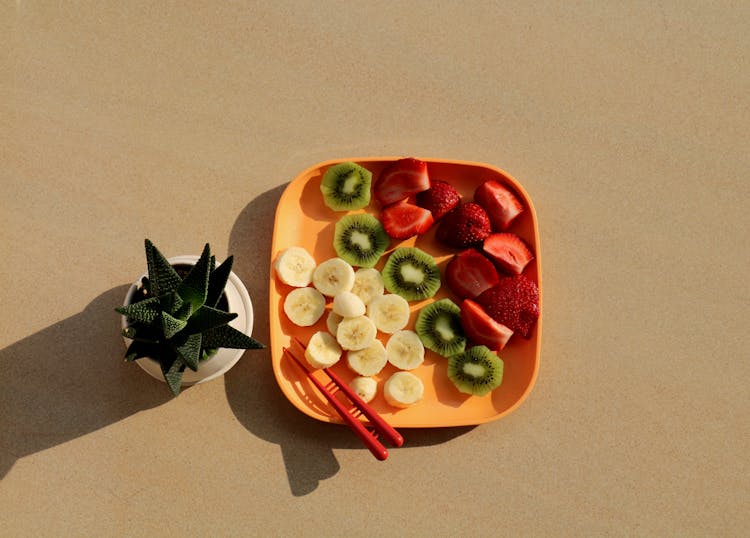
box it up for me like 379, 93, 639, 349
312, 257, 356, 297
283, 287, 326, 327
274, 246, 317, 287
326, 310, 343, 337
349, 376, 378, 403
384, 371, 424, 408
385, 330, 424, 370
367, 293, 410, 334
347, 339, 388, 376
304, 331, 342, 369
351, 268, 385, 305
336, 315, 377, 351
333, 291, 366, 318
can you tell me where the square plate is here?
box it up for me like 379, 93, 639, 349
269, 157, 541, 428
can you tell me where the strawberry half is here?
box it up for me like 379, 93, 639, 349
380, 200, 434, 239
415, 180, 460, 220
445, 249, 500, 299
374, 158, 431, 206
483, 233, 534, 275
460, 299, 514, 351
435, 203, 492, 248
476, 275, 539, 338
474, 180, 524, 231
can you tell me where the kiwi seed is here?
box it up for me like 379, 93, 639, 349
414, 298, 466, 357
334, 214, 390, 268
447, 345, 504, 396
382, 247, 441, 302
320, 162, 372, 211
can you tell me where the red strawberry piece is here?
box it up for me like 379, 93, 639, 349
415, 180, 460, 220
483, 233, 534, 275
476, 275, 539, 338
380, 200, 434, 239
435, 203, 491, 248
474, 180, 524, 231
460, 299, 514, 351
445, 249, 500, 299
374, 158, 431, 206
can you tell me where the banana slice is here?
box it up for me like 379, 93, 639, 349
349, 376, 378, 403
283, 287, 326, 327
336, 315, 377, 351
326, 310, 343, 337
385, 330, 425, 370
312, 257, 356, 297
384, 371, 424, 408
367, 294, 410, 334
347, 340, 388, 376
333, 291, 366, 318
274, 246, 317, 287
304, 331, 342, 369
351, 268, 385, 305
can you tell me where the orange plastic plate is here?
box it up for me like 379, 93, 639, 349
269, 157, 542, 428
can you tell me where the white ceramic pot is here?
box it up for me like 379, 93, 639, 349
120, 255, 254, 386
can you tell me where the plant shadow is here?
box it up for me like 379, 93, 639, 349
0, 286, 172, 480
225, 183, 473, 497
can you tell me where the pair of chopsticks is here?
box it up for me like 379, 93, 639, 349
283, 337, 404, 460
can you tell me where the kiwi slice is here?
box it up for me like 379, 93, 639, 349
382, 247, 441, 301
334, 214, 390, 268
415, 298, 466, 357
447, 346, 503, 396
320, 162, 372, 211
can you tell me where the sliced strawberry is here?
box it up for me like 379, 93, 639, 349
483, 233, 534, 275
374, 158, 431, 206
380, 200, 434, 239
476, 275, 539, 338
474, 180, 524, 231
435, 203, 492, 248
460, 299, 514, 351
445, 249, 500, 299
415, 180, 460, 220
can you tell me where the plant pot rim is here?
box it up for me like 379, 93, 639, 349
120, 254, 254, 386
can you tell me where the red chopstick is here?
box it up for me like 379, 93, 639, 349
284, 337, 404, 460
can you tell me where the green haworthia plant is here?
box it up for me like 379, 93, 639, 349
116, 239, 264, 395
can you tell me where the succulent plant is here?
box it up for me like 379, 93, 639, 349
116, 239, 264, 395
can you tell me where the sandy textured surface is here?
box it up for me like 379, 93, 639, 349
1, 2, 748, 536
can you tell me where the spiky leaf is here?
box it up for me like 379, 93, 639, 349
173, 301, 193, 321
159, 292, 184, 316
145, 239, 182, 296
203, 325, 265, 350
207, 256, 233, 308
124, 339, 155, 361
178, 243, 211, 312
116, 296, 161, 324
161, 357, 185, 396
122, 326, 159, 343
161, 311, 187, 339
175, 333, 202, 371
185, 305, 237, 334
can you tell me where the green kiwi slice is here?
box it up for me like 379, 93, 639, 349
414, 298, 466, 357
334, 214, 390, 268
447, 346, 504, 396
320, 162, 372, 211
382, 247, 441, 302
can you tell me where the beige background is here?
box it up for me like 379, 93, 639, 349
1, 2, 748, 536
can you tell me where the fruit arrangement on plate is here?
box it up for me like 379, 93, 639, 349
269, 157, 541, 427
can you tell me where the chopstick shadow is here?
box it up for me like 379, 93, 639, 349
225, 184, 473, 497
0, 286, 172, 480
